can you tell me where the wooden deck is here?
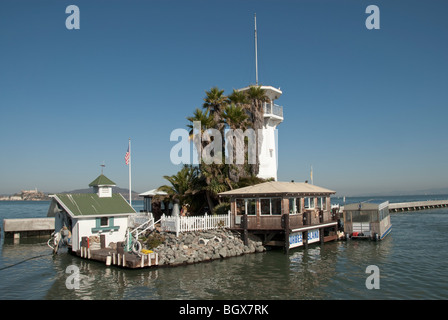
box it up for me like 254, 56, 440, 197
75, 246, 159, 268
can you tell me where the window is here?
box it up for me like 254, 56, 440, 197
261, 199, 270, 215
92, 217, 119, 233
247, 199, 257, 215
236, 199, 245, 215
261, 198, 282, 215
289, 198, 296, 214
272, 198, 282, 215
296, 198, 302, 213
305, 197, 315, 209
318, 197, 327, 210
100, 217, 109, 227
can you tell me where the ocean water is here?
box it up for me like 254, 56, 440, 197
1, 196, 448, 301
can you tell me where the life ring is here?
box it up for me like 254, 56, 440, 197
131, 241, 142, 255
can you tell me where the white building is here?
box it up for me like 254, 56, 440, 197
237, 85, 283, 181
47, 174, 136, 252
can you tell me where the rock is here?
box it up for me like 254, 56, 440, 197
150, 228, 265, 266
218, 248, 227, 258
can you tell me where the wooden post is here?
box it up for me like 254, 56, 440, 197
320, 228, 324, 244
283, 214, 290, 254
100, 234, 106, 249
242, 214, 248, 246
303, 231, 308, 249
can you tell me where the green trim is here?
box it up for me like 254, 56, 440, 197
91, 217, 120, 233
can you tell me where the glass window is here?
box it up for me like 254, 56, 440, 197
305, 197, 315, 209
236, 199, 245, 215
247, 199, 257, 215
272, 198, 282, 215
296, 198, 302, 213
261, 199, 271, 215
289, 198, 296, 214
100, 217, 108, 226
318, 197, 327, 210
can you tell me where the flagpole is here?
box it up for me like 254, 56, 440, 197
254, 13, 258, 86
129, 138, 132, 207
311, 165, 313, 185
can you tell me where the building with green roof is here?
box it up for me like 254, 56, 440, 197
47, 174, 136, 253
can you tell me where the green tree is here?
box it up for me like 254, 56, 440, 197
244, 85, 269, 176
157, 165, 201, 211
222, 103, 249, 182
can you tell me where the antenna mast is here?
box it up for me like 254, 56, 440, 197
254, 13, 258, 85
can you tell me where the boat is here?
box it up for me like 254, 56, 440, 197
342, 201, 392, 240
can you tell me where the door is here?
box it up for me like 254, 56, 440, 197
352, 222, 371, 236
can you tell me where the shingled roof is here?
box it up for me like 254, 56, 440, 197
218, 181, 336, 197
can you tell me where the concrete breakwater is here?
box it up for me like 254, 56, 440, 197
150, 229, 266, 267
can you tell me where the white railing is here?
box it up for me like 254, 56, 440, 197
160, 212, 231, 237
263, 102, 283, 118
129, 213, 155, 239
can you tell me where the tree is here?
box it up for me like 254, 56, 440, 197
157, 165, 201, 212
202, 87, 228, 129
167, 85, 270, 215
186, 108, 216, 164
244, 86, 269, 176
222, 103, 249, 182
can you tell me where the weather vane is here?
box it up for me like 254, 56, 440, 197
100, 161, 105, 174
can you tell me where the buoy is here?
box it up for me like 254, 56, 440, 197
131, 241, 142, 255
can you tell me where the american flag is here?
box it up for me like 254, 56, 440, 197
125, 146, 130, 165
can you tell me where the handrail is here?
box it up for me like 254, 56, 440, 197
130, 214, 155, 239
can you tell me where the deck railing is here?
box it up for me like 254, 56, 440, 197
160, 213, 231, 236
263, 102, 283, 118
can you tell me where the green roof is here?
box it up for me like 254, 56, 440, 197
53, 193, 135, 217
88, 174, 116, 187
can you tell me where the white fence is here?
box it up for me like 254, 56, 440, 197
160, 212, 231, 236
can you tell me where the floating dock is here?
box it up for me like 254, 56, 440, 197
2, 218, 54, 239
75, 239, 159, 268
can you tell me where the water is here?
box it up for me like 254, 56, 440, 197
1, 197, 448, 300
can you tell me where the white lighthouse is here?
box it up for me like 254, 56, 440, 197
237, 14, 284, 181
237, 85, 283, 181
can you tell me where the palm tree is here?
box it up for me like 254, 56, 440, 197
228, 89, 248, 106
202, 87, 228, 128
157, 165, 200, 212
244, 85, 269, 176
222, 103, 249, 182
186, 108, 216, 164
198, 160, 232, 211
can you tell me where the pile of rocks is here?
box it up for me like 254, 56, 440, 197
152, 229, 265, 267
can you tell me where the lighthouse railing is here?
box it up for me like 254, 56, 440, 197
263, 102, 283, 118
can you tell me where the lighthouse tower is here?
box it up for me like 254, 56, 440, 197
237, 14, 283, 181
238, 85, 283, 181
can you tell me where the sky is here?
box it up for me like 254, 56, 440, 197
0, 0, 447, 197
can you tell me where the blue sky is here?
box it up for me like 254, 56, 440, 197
0, 0, 447, 196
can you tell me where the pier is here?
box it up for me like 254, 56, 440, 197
388, 200, 448, 212
2, 218, 54, 239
